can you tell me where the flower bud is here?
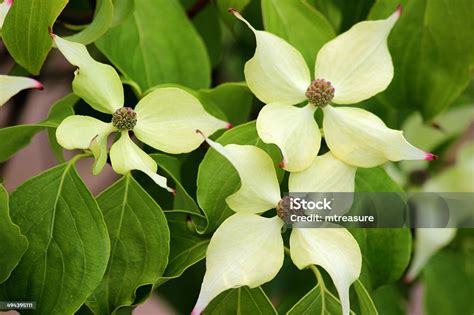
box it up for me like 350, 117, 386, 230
306, 79, 335, 107
112, 107, 137, 131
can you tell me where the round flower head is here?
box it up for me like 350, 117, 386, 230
231, 7, 436, 172
52, 36, 230, 191
192, 132, 361, 315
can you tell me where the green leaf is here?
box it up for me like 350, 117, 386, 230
159, 212, 209, 282
64, 0, 114, 44
0, 124, 46, 163
372, 285, 406, 315
193, 3, 223, 67
0, 184, 28, 284
0, 94, 78, 163
2, 0, 68, 74
86, 175, 170, 314
423, 251, 474, 315
354, 279, 379, 315
355, 167, 403, 192
111, 0, 134, 27
287, 284, 344, 315
351, 228, 411, 290
369, 0, 474, 120
204, 287, 277, 315
199, 82, 254, 126
313, 0, 375, 33
46, 94, 80, 162
96, 0, 211, 92
0, 160, 110, 314
261, 0, 335, 69
196, 121, 283, 233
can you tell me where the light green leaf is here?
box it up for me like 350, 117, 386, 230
111, 0, 134, 27
0, 184, 28, 284
352, 167, 411, 290
64, 0, 114, 45
423, 251, 474, 315
96, 0, 211, 91
354, 279, 379, 315
262, 0, 335, 69
199, 82, 254, 126
2, 0, 68, 74
86, 175, 170, 314
369, 0, 474, 119
159, 212, 209, 282
287, 284, 345, 315
372, 285, 406, 315
0, 161, 110, 314
196, 121, 283, 233
204, 287, 277, 315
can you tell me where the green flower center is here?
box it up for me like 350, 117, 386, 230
305, 79, 335, 107
112, 107, 137, 131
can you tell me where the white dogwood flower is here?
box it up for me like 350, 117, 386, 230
192, 132, 361, 315
52, 35, 229, 191
231, 8, 436, 172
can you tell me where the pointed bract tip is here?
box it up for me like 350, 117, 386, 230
396, 4, 402, 17
191, 307, 202, 315
424, 152, 438, 161
49, 29, 56, 40
278, 160, 285, 169
171, 187, 177, 196
228, 7, 242, 19
226, 123, 233, 129
5, 0, 13, 7
34, 80, 44, 90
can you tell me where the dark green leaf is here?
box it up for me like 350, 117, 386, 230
199, 82, 254, 126
369, 0, 474, 119
64, 0, 114, 44
0, 124, 46, 163
86, 175, 170, 314
159, 212, 209, 282
354, 279, 379, 315
0, 184, 28, 284
372, 285, 406, 315
193, 3, 223, 67
0, 161, 110, 314
287, 284, 344, 315
351, 228, 411, 290
196, 121, 283, 233
313, 0, 375, 33
205, 287, 277, 315
96, 0, 211, 91
423, 251, 474, 315
0, 94, 78, 163
215, 0, 252, 28
262, 0, 335, 69
2, 0, 68, 74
